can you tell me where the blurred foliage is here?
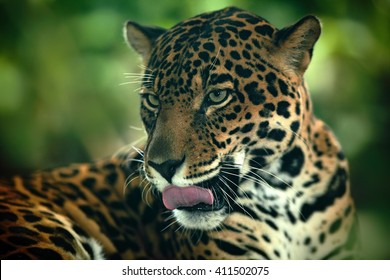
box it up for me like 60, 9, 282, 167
0, 0, 389, 259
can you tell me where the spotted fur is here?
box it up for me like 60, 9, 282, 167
0, 7, 357, 259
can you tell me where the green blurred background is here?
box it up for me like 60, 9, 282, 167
0, 0, 389, 259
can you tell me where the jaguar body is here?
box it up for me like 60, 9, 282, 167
0, 7, 357, 259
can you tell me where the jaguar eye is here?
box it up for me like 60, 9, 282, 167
207, 89, 230, 105
143, 94, 159, 110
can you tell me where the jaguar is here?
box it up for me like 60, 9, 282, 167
0, 7, 358, 259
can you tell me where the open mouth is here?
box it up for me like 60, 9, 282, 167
161, 166, 240, 212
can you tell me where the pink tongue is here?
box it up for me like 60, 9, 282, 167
162, 185, 214, 210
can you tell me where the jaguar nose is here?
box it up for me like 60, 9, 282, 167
148, 158, 185, 183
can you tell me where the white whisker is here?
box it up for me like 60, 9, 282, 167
216, 182, 232, 211
175, 224, 185, 233
126, 158, 144, 164
119, 81, 144, 86
131, 146, 145, 156
137, 64, 153, 71
223, 162, 306, 220
161, 219, 179, 232
164, 213, 176, 222
133, 87, 142, 93
219, 173, 255, 208
276, 121, 314, 156
248, 161, 294, 189
123, 72, 154, 77
209, 47, 221, 70
123, 173, 140, 196
141, 182, 153, 207
218, 176, 254, 220
129, 125, 144, 131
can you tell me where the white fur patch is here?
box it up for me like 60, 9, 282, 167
83, 238, 105, 260
173, 208, 226, 231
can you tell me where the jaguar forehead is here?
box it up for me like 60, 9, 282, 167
146, 10, 276, 90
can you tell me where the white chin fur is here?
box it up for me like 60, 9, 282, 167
173, 208, 227, 230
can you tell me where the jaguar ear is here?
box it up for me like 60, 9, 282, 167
124, 21, 167, 62
273, 15, 321, 76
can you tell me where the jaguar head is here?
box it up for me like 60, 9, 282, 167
124, 7, 321, 230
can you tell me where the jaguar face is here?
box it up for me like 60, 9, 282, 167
124, 7, 320, 230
